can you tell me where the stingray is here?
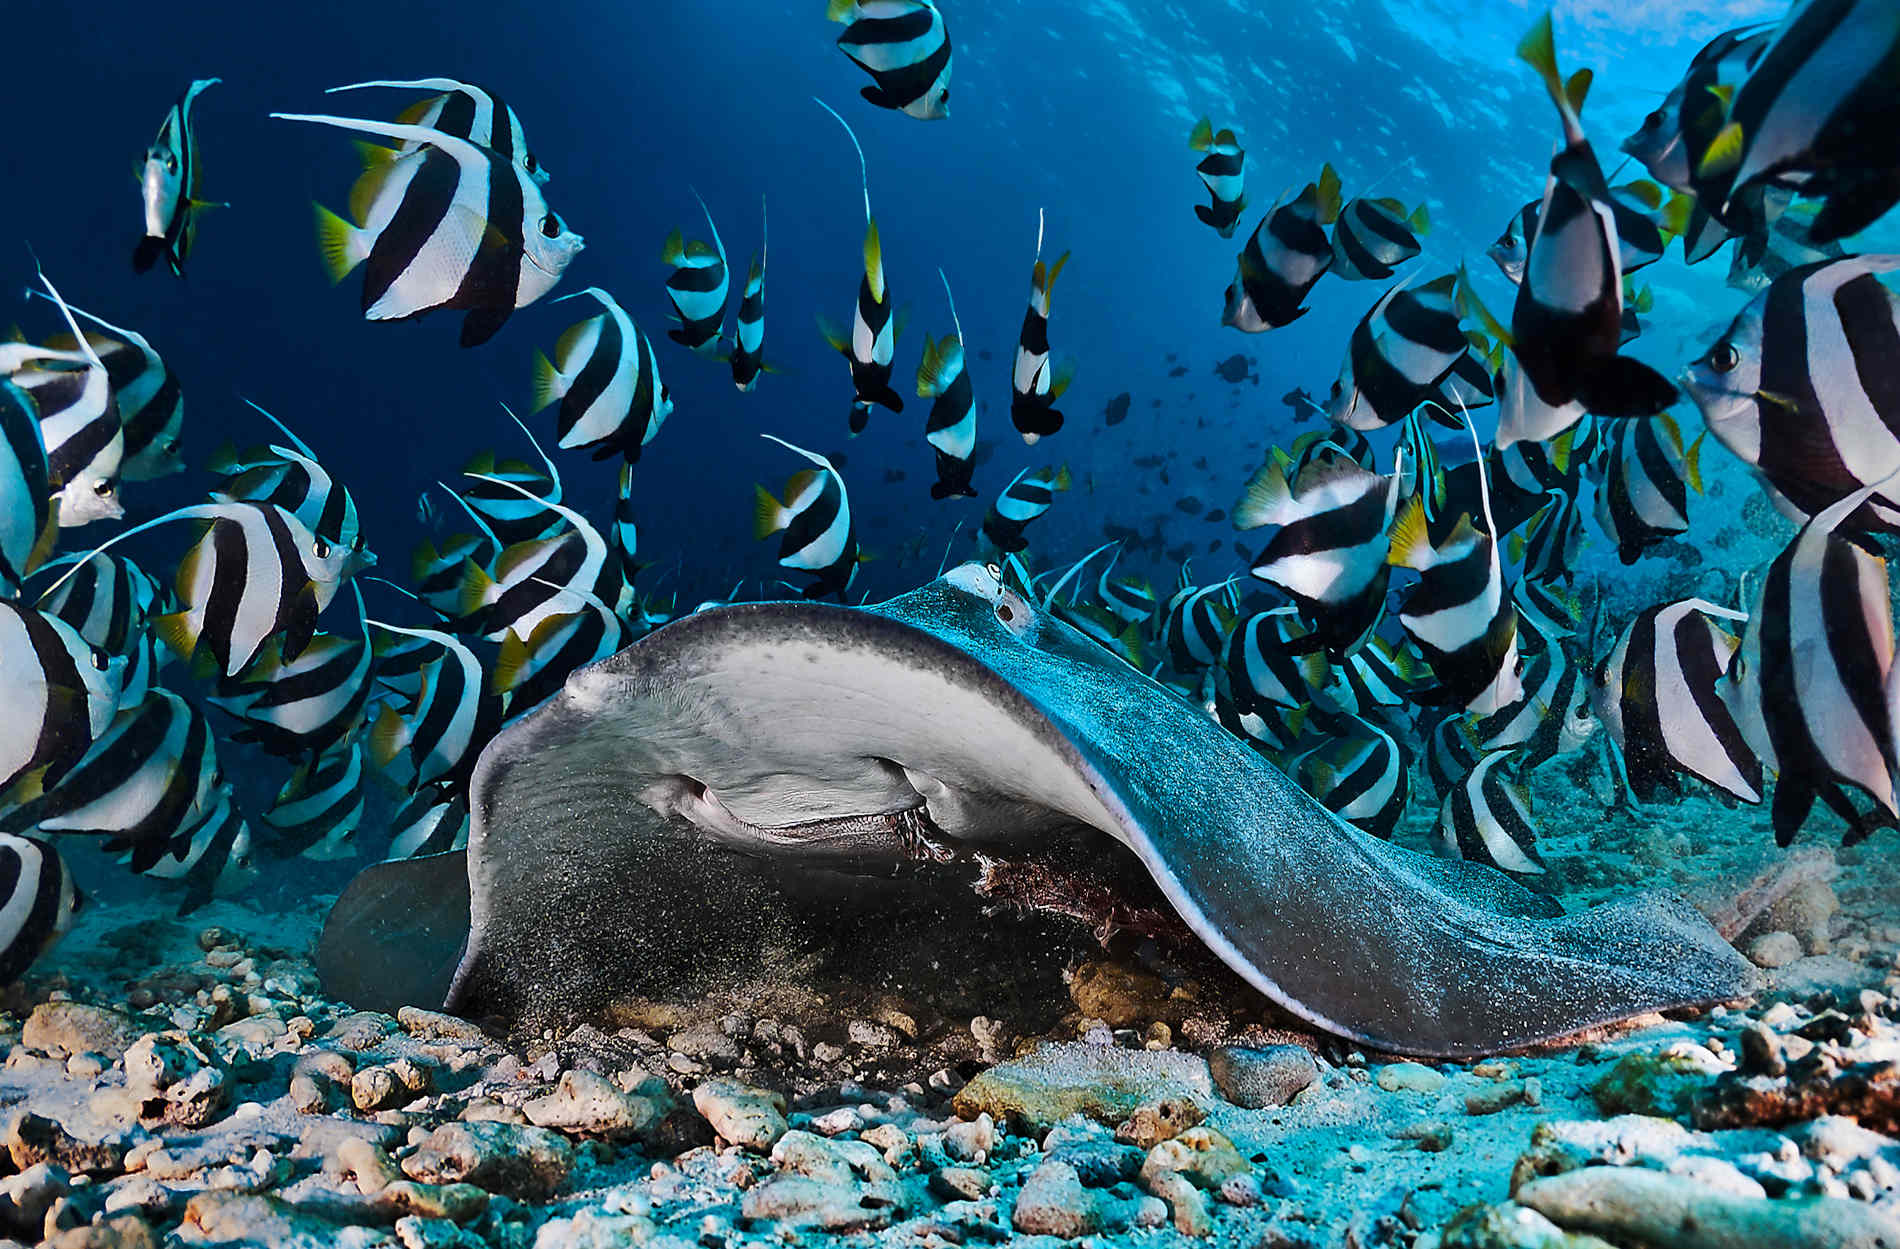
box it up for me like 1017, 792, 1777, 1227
322, 563, 1755, 1059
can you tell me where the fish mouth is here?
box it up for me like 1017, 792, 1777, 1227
526, 236, 584, 278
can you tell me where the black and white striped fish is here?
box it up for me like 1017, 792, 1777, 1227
1488, 187, 1667, 287
10, 353, 124, 530
0, 381, 50, 598
1694, 0, 1900, 244
1514, 576, 1583, 645
60, 501, 354, 678
128, 783, 255, 914
385, 781, 469, 862
1684, 256, 1900, 535
32, 553, 166, 707
727, 198, 769, 391
816, 101, 903, 433
453, 408, 565, 548
1329, 193, 1426, 282
1510, 17, 1677, 419
981, 465, 1070, 554
10, 273, 125, 528
829, 0, 952, 120
135, 78, 221, 277
918, 270, 977, 500
1425, 713, 1484, 799
1223, 181, 1334, 331
0, 836, 79, 984
0, 601, 125, 794
1594, 598, 1760, 806
493, 586, 631, 717
1470, 629, 1596, 773
1189, 119, 1246, 238
1437, 748, 1545, 875
210, 626, 372, 760
260, 740, 364, 861
661, 191, 729, 356
1620, 25, 1771, 192
1726, 479, 1900, 846
412, 530, 496, 623
1508, 487, 1585, 584
1097, 549, 1157, 627
213, 399, 372, 576
323, 77, 549, 183
753, 435, 862, 600
367, 620, 503, 790
1325, 274, 1466, 430
1590, 413, 1701, 564
1010, 210, 1073, 445
274, 112, 584, 347
1319, 632, 1426, 722
532, 287, 672, 462
612, 463, 644, 593
29, 297, 184, 481
0, 692, 220, 872
1223, 607, 1327, 716
1236, 447, 1399, 655
1161, 576, 1238, 674
1390, 422, 1522, 715
1287, 711, 1410, 839
456, 480, 615, 644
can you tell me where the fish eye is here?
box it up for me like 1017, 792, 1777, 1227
92, 479, 114, 498
163, 438, 179, 453
89, 649, 108, 672
984, 562, 1001, 583
525, 153, 540, 174
540, 213, 563, 238
166, 155, 178, 174
1707, 341, 1740, 373
313, 539, 332, 559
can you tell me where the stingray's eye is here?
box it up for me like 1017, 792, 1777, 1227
1707, 341, 1740, 374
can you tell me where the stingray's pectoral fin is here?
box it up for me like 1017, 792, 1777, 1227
1141, 815, 1760, 1059
317, 850, 472, 1015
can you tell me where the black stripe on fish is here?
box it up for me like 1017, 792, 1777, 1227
0, 836, 76, 983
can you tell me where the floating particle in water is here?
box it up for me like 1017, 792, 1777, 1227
1105, 392, 1131, 426
1177, 496, 1204, 515
1205, 508, 1227, 524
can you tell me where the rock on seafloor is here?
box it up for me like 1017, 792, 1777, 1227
953, 1041, 1215, 1132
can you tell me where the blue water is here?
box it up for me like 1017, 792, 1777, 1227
1, 0, 1796, 606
